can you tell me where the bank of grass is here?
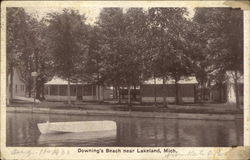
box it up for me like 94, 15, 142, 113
8, 100, 243, 115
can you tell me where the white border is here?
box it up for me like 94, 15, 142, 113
1, 1, 249, 160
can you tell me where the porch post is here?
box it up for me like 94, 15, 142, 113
57, 85, 59, 96
57, 85, 60, 99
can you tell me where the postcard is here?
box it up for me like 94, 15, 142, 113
1, 1, 249, 160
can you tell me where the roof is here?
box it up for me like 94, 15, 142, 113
46, 76, 198, 86
45, 76, 78, 85
144, 76, 198, 84
13, 67, 26, 84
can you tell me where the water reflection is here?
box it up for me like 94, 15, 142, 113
6, 112, 243, 147
38, 130, 117, 147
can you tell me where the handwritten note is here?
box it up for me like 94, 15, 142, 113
10, 148, 70, 158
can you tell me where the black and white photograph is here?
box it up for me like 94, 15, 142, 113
1, 1, 249, 159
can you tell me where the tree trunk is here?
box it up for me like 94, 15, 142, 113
97, 84, 100, 101
118, 85, 121, 104
33, 77, 37, 100
76, 83, 78, 101
10, 65, 14, 99
163, 76, 168, 108
128, 85, 132, 109
35, 78, 40, 100
175, 79, 179, 105
122, 86, 124, 99
201, 82, 205, 102
67, 77, 71, 105
219, 82, 223, 103
97, 72, 100, 102
175, 78, 183, 105
139, 83, 142, 104
233, 71, 240, 109
28, 77, 32, 98
91, 84, 94, 101
115, 85, 118, 100
41, 82, 45, 100
6, 71, 10, 105
34, 49, 39, 99
102, 85, 104, 102
112, 84, 115, 100
154, 73, 157, 106
28, 86, 32, 98
234, 81, 240, 109
194, 84, 197, 103
133, 85, 136, 101
140, 59, 145, 105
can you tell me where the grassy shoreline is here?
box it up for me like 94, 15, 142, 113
6, 101, 243, 121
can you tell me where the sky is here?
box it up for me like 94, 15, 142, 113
25, 7, 102, 25
25, 7, 195, 25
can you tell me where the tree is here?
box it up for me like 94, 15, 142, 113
7, 8, 55, 101
15, 14, 54, 100
80, 25, 104, 102
164, 13, 191, 105
97, 8, 149, 107
185, 8, 222, 102
6, 8, 27, 101
123, 8, 149, 106
217, 9, 243, 109
46, 9, 89, 105
97, 8, 127, 104
193, 8, 243, 108
148, 8, 188, 107
16, 14, 35, 98
30, 17, 55, 99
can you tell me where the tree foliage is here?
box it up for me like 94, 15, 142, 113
6, 7, 243, 107
192, 8, 243, 104
7, 8, 54, 99
46, 9, 88, 80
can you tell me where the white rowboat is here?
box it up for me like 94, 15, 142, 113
37, 121, 117, 134
38, 130, 116, 145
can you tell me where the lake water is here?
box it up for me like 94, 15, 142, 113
6, 112, 243, 147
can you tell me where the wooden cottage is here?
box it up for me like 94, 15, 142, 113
141, 77, 198, 103
6, 68, 27, 104
211, 71, 243, 104
44, 76, 112, 101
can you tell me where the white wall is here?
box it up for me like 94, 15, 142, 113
44, 95, 102, 101
44, 85, 113, 101
141, 97, 195, 103
8, 68, 26, 98
227, 83, 243, 104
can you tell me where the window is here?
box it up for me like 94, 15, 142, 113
50, 86, 58, 95
59, 85, 67, 96
83, 85, 93, 96
15, 84, 17, 93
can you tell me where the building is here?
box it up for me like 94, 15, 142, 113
225, 71, 243, 104
141, 77, 198, 103
211, 71, 243, 104
44, 76, 112, 101
7, 68, 26, 104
